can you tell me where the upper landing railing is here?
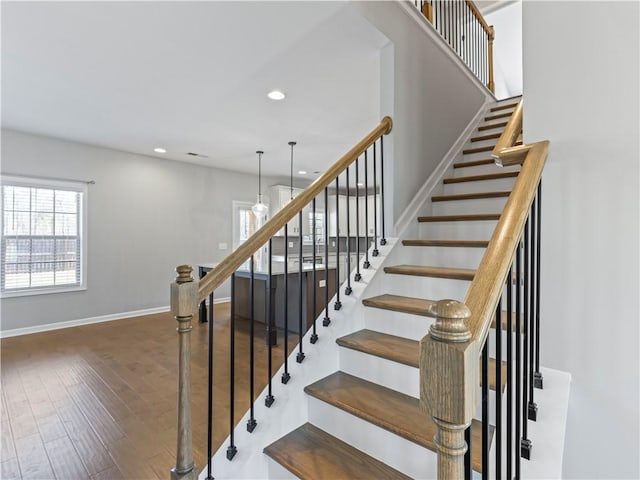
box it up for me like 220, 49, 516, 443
415, 0, 495, 93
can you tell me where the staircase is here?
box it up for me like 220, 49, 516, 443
263, 97, 523, 478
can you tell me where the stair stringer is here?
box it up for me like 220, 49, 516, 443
204, 238, 406, 479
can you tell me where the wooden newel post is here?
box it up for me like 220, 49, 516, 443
420, 299, 478, 480
170, 265, 198, 480
488, 26, 495, 94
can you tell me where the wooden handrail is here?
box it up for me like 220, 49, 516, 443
465, 139, 549, 345
492, 98, 523, 159
197, 116, 393, 302
465, 0, 491, 34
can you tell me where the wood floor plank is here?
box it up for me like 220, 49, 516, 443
0, 458, 21, 480
44, 436, 91, 480
90, 465, 126, 480
67, 426, 116, 477
13, 433, 55, 479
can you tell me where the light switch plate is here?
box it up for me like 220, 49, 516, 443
319, 279, 326, 288
219, 242, 228, 250
289, 242, 294, 248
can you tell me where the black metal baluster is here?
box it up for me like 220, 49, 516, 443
345, 167, 353, 295
481, 341, 489, 480
247, 257, 257, 433
515, 245, 522, 478
534, 182, 544, 389
297, 212, 305, 363
310, 199, 319, 344
372, 142, 379, 257
528, 199, 538, 421
506, 266, 513, 480
265, 239, 275, 408
354, 157, 362, 282
227, 274, 237, 460
380, 137, 386, 246
323, 187, 331, 327
447, 0, 452, 47
495, 300, 502, 479
464, 424, 472, 480
206, 291, 214, 480
334, 178, 342, 310
363, 150, 371, 269
521, 220, 532, 459
282, 225, 290, 384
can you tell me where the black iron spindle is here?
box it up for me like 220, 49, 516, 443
247, 257, 257, 433
282, 225, 290, 384
227, 274, 237, 460
521, 220, 532, 459
380, 137, 386, 246
311, 199, 319, 344
265, 239, 275, 408
534, 182, 543, 389
372, 142, 379, 257
464, 424, 472, 480
528, 199, 538, 421
363, 150, 371, 269
334, 177, 342, 310
495, 300, 502, 480
481, 341, 489, 480
354, 157, 362, 282
345, 167, 353, 295
323, 187, 331, 326
515, 245, 522, 478
506, 267, 513, 480
206, 291, 214, 480
297, 212, 305, 363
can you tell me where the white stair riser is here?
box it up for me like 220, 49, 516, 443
460, 150, 495, 163
363, 307, 432, 341
431, 196, 508, 215
417, 220, 498, 240
443, 177, 517, 195
466, 137, 499, 149
476, 123, 507, 133
381, 275, 470, 301
266, 458, 298, 479
401, 245, 486, 270
307, 396, 438, 479
452, 163, 520, 177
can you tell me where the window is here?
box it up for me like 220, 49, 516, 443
232, 200, 266, 271
1, 176, 87, 296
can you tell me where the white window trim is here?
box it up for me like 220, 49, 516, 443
0, 174, 88, 298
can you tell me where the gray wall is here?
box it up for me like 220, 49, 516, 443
1, 129, 270, 332
523, 2, 639, 478
352, 1, 491, 232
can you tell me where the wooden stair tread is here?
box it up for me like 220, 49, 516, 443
304, 372, 491, 473
335, 330, 507, 392
443, 170, 519, 184
453, 158, 494, 168
432, 191, 511, 202
337, 329, 419, 367
263, 422, 411, 480
417, 213, 501, 222
484, 111, 513, 121
471, 132, 501, 142
384, 264, 475, 280
362, 294, 436, 317
478, 121, 507, 131
402, 239, 489, 247
490, 102, 518, 112
463, 144, 495, 154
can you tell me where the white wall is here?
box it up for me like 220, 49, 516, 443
523, 2, 639, 478
484, 1, 523, 99
352, 2, 492, 233
0, 129, 269, 333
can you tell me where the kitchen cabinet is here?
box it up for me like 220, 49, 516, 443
327, 194, 380, 238
268, 185, 309, 236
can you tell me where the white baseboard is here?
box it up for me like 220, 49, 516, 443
0, 296, 231, 338
393, 102, 490, 235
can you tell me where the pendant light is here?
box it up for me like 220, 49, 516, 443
252, 150, 268, 216
288, 141, 296, 201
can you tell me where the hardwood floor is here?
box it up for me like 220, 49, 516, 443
1, 303, 297, 479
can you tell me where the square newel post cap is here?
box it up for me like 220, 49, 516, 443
171, 265, 198, 319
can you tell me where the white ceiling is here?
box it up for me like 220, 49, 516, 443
1, 1, 388, 179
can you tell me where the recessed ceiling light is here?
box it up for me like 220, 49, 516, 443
267, 90, 285, 100
298, 170, 307, 175
154, 147, 166, 153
